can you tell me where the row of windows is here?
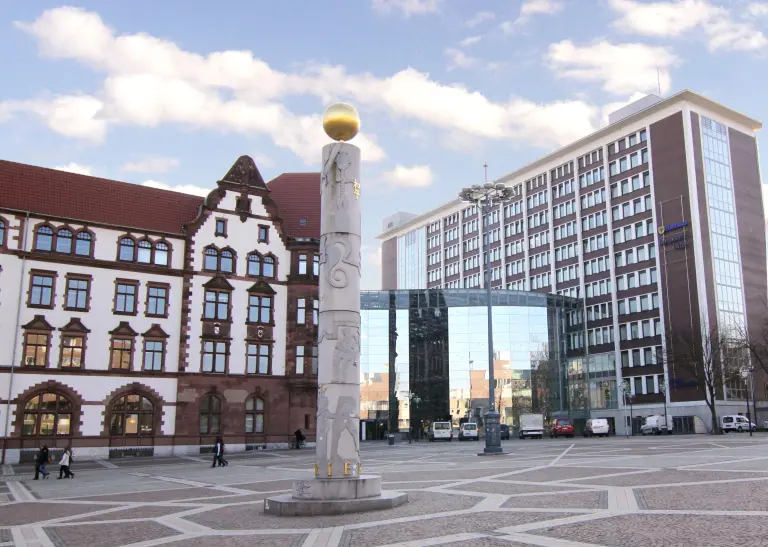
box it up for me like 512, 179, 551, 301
615, 243, 656, 267
555, 242, 579, 262
588, 326, 614, 347
612, 195, 652, 222
527, 190, 548, 209
529, 250, 550, 269
504, 220, 524, 237
552, 179, 574, 199
550, 162, 573, 180
462, 205, 478, 218
35, 226, 96, 257
611, 171, 651, 199
609, 148, 649, 177
578, 148, 603, 169
527, 174, 547, 191
583, 233, 608, 253
484, 247, 502, 263
618, 292, 659, 315
443, 213, 459, 227
610, 129, 647, 155
628, 374, 664, 397
506, 259, 525, 276
581, 187, 606, 210
203, 247, 277, 278
445, 262, 460, 277
427, 269, 441, 283
613, 219, 655, 244
446, 227, 459, 242
463, 273, 481, 288
554, 221, 577, 241
584, 255, 610, 276
503, 201, 523, 218
506, 239, 524, 257
529, 231, 549, 249
587, 302, 612, 321
463, 255, 479, 271
553, 199, 575, 220
616, 267, 658, 291
556, 264, 578, 283
482, 210, 500, 226
582, 210, 607, 232
527, 211, 548, 229
530, 272, 551, 289
444, 244, 459, 260
619, 318, 662, 341
463, 237, 479, 253
506, 279, 525, 290
427, 251, 440, 266
483, 228, 501, 245
585, 278, 612, 298
427, 234, 441, 248
578, 166, 605, 189
462, 219, 478, 236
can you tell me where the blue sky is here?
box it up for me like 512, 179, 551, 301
1, 0, 767, 290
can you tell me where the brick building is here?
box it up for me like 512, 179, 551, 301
0, 156, 320, 463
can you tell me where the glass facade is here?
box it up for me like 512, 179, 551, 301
360, 289, 583, 439
397, 227, 426, 289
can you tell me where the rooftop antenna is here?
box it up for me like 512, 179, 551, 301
483, 162, 489, 183
656, 66, 661, 96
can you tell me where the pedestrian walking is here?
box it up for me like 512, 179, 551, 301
294, 429, 305, 450
212, 437, 228, 467
218, 437, 228, 466
58, 446, 74, 479
34, 444, 50, 480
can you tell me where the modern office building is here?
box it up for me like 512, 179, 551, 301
359, 289, 583, 439
0, 157, 320, 463
378, 91, 766, 433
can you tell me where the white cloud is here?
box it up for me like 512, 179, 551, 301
547, 40, 680, 96
747, 3, 768, 17
141, 180, 212, 197
53, 162, 93, 175
466, 11, 495, 27
383, 164, 434, 187
609, 0, 768, 51
4, 6, 612, 162
122, 156, 179, 173
445, 48, 479, 70
371, 0, 442, 17
460, 35, 482, 47
501, 0, 564, 32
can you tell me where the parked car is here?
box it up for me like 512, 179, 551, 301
584, 418, 610, 437
641, 415, 673, 436
549, 418, 574, 438
500, 424, 510, 440
721, 415, 755, 433
459, 422, 479, 441
429, 421, 453, 441
763, 419, 768, 430
519, 413, 544, 439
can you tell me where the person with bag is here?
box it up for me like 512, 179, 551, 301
58, 446, 74, 479
34, 444, 50, 479
218, 437, 228, 466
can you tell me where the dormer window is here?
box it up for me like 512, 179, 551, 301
155, 242, 169, 266
203, 246, 235, 274
56, 229, 73, 254
220, 249, 234, 273
137, 240, 152, 263
204, 248, 218, 271
35, 226, 54, 251
215, 219, 227, 237
247, 252, 277, 279
119, 238, 135, 261
258, 225, 269, 243
75, 232, 92, 256
263, 256, 275, 278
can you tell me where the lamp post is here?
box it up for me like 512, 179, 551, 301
659, 377, 670, 435
740, 366, 754, 437
459, 182, 514, 454
408, 392, 421, 442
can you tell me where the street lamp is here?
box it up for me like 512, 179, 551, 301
620, 379, 630, 438
621, 378, 634, 437
659, 377, 670, 435
740, 366, 755, 437
408, 392, 422, 443
459, 182, 515, 454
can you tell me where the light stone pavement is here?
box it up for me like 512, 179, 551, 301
3, 435, 768, 546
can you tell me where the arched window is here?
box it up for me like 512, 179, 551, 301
118, 238, 135, 261
204, 247, 218, 271
154, 242, 169, 266
247, 253, 261, 276
56, 229, 73, 254
220, 249, 234, 273
263, 256, 275, 278
75, 232, 92, 256
137, 240, 152, 263
199, 394, 221, 434
35, 226, 54, 251
245, 396, 265, 433
0, 219, 6, 247
22, 393, 73, 437
109, 394, 154, 436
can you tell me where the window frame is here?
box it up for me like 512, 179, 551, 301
110, 337, 135, 370
142, 338, 166, 372
203, 288, 231, 321
118, 236, 136, 262
215, 218, 228, 237
28, 271, 56, 309
199, 394, 222, 434
64, 274, 91, 311
74, 230, 94, 257
21, 392, 74, 437
59, 333, 86, 369
245, 396, 265, 434
109, 394, 155, 437
201, 340, 229, 374
258, 225, 269, 243
114, 279, 140, 316
22, 331, 51, 367
55, 228, 74, 254
145, 283, 170, 318
246, 342, 272, 375
34, 224, 55, 252
247, 293, 273, 325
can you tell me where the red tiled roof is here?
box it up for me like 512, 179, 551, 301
268, 173, 320, 239
0, 160, 204, 234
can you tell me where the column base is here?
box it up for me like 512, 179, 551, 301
263, 475, 408, 516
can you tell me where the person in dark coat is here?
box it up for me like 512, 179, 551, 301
34, 445, 50, 479
218, 437, 228, 466
294, 429, 305, 449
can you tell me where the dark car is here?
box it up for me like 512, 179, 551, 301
500, 424, 510, 440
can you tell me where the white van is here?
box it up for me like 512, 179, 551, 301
721, 415, 755, 433
584, 418, 610, 437
641, 415, 673, 435
429, 422, 453, 442
458, 422, 479, 441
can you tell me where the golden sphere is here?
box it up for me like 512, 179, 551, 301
322, 102, 360, 142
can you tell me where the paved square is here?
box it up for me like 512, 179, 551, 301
3, 434, 768, 546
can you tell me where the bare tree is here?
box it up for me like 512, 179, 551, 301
666, 323, 745, 434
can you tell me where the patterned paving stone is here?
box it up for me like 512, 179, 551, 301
532, 514, 768, 547
66, 505, 189, 522
382, 481, 454, 489
237, 479, 296, 491
187, 491, 481, 529
0, 502, 116, 526
448, 482, 568, 495
72, 486, 227, 502
568, 469, 767, 487
637, 480, 768, 511
443, 540, 529, 547
380, 469, 501, 482
497, 466, 640, 482
161, 534, 307, 546
339, 511, 575, 546
45, 521, 179, 547
501, 490, 606, 509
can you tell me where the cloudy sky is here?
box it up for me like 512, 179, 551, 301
1, 0, 767, 289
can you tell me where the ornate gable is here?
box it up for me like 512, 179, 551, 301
203, 276, 235, 291
247, 279, 276, 295
59, 318, 91, 333
143, 324, 169, 339
221, 155, 267, 189
22, 315, 54, 331
109, 321, 138, 337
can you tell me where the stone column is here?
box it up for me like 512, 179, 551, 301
315, 141, 362, 479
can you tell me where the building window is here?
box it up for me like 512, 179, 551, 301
245, 396, 265, 433
154, 242, 169, 266
204, 289, 230, 320
298, 253, 307, 275
35, 226, 54, 251
143, 340, 165, 371
297, 298, 307, 324
248, 295, 272, 324
110, 338, 134, 370
311, 346, 318, 375
199, 394, 221, 434
115, 282, 138, 314
146, 285, 168, 317
137, 240, 152, 263
313, 254, 320, 276
646, 376, 655, 394
296, 346, 305, 374
65, 277, 90, 310
109, 394, 154, 436
23, 333, 49, 367
56, 229, 73, 253
118, 237, 135, 261
0, 219, 5, 247
22, 393, 72, 437
263, 256, 275, 278
258, 225, 269, 243
247, 253, 262, 276
204, 247, 218, 271
312, 299, 319, 324
247, 343, 271, 374
29, 273, 55, 307
220, 249, 234, 273
215, 219, 227, 236
634, 377, 643, 395
60, 335, 84, 368
75, 231, 92, 256
202, 340, 228, 373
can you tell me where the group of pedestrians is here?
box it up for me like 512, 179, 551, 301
212, 436, 229, 467
33, 445, 75, 480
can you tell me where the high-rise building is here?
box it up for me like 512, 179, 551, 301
378, 91, 766, 433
